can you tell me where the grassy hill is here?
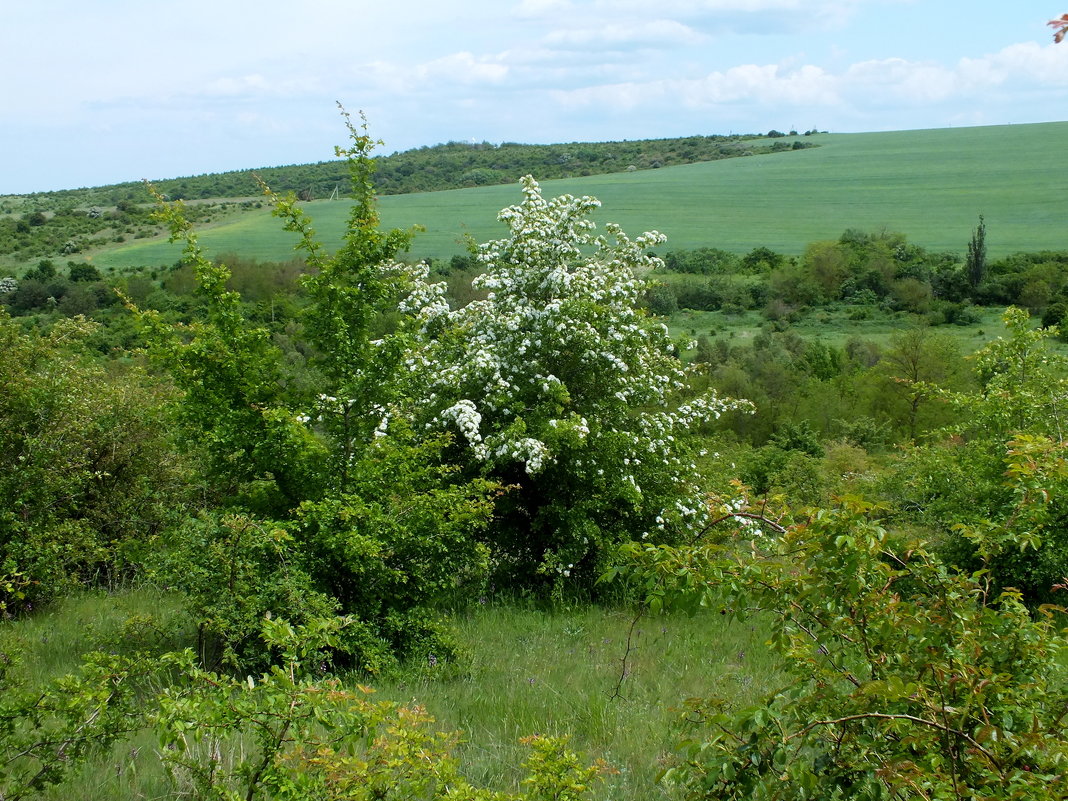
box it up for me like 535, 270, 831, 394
87, 122, 1068, 270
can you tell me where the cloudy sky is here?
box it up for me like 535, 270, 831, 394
3, 0, 1067, 194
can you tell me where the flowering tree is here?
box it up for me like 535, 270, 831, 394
402, 177, 749, 589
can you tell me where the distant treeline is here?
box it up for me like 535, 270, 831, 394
7, 226, 1068, 342
5, 132, 816, 208
643, 228, 1068, 330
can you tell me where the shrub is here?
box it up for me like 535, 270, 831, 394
403, 177, 749, 591
620, 496, 1068, 800
0, 312, 186, 612
133, 112, 499, 670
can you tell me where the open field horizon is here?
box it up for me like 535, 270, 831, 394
83, 121, 1068, 270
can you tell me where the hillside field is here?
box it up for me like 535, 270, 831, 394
88, 122, 1068, 270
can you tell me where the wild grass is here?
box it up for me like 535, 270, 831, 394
3, 590, 782, 801
372, 603, 780, 800
1, 587, 193, 801
91, 121, 1068, 269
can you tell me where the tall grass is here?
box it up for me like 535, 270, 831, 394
373, 603, 780, 800
3, 590, 782, 800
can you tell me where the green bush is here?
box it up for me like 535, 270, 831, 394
0, 312, 186, 612
621, 495, 1068, 800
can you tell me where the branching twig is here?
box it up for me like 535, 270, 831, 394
608, 605, 644, 700
788, 712, 1002, 771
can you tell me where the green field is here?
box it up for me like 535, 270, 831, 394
89, 122, 1068, 270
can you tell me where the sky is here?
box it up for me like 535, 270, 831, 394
3, 0, 1067, 194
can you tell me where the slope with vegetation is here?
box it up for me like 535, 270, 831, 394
3, 115, 1068, 800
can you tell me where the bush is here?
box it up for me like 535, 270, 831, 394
0, 312, 186, 612
403, 177, 749, 591
621, 497, 1068, 800
134, 113, 499, 671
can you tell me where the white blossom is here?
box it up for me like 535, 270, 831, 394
398, 175, 751, 562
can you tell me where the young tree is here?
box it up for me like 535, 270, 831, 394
402, 177, 749, 590
874, 325, 964, 441
966, 214, 987, 289
263, 107, 417, 494
132, 114, 498, 672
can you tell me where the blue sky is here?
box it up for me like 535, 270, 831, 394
2, 1, 1067, 194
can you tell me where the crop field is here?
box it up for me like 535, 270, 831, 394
89, 121, 1068, 270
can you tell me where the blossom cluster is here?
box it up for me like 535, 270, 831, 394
399, 176, 749, 554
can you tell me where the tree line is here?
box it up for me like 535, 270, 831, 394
4, 131, 815, 210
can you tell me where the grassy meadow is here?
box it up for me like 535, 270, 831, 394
3, 588, 780, 801
89, 121, 1068, 270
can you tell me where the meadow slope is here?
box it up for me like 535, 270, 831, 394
91, 122, 1068, 269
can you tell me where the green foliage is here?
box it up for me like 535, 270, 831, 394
291, 426, 498, 672
619, 495, 1068, 800
967, 214, 987, 288
265, 106, 417, 494
954, 306, 1068, 441
132, 196, 325, 512
662, 247, 741, 275
955, 434, 1068, 605
12, 132, 782, 213
152, 513, 340, 673
0, 648, 150, 800
905, 309, 1068, 602
131, 116, 499, 673
872, 325, 966, 441
0, 310, 186, 611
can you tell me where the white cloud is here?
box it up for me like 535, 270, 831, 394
554, 61, 840, 110
420, 52, 510, 84
359, 51, 510, 97
964, 41, 1068, 87
514, 0, 574, 17
844, 58, 956, 103
549, 38, 1068, 121
544, 19, 706, 48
